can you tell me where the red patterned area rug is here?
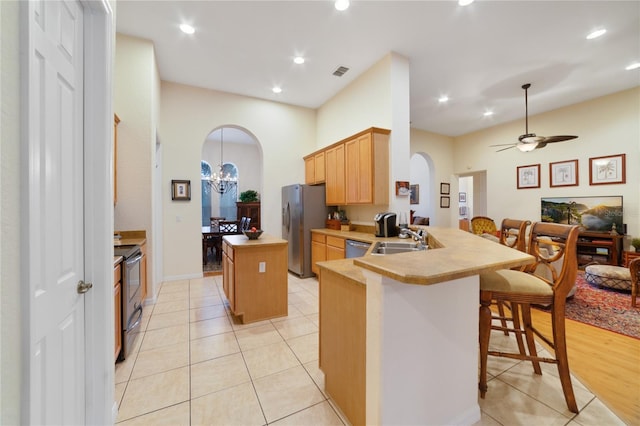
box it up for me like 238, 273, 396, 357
536, 273, 640, 339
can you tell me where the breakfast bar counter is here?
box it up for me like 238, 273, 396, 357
317, 227, 534, 426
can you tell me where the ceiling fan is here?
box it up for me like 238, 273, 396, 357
491, 83, 578, 152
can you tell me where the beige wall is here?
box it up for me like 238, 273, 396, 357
114, 34, 158, 297
159, 81, 316, 280
454, 87, 640, 241
1, 1, 22, 423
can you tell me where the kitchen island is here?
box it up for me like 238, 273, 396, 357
222, 233, 288, 323
317, 226, 534, 426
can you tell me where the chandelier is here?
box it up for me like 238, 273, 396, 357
206, 128, 237, 194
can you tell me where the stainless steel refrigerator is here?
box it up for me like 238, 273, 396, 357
282, 184, 329, 278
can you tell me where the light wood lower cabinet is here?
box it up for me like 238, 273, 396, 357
326, 235, 345, 260
113, 262, 122, 362
311, 232, 346, 275
222, 234, 288, 323
319, 267, 366, 426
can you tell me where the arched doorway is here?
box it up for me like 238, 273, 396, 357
410, 152, 435, 225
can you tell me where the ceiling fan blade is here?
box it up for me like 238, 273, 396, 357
496, 145, 515, 152
489, 143, 518, 147
535, 142, 548, 149
541, 135, 578, 143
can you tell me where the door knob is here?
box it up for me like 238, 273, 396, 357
77, 280, 93, 294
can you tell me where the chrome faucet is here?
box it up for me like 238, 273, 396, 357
400, 228, 428, 247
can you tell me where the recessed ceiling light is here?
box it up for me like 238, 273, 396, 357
272, 87, 282, 94
459, 0, 474, 6
625, 62, 640, 70
335, 0, 349, 11
586, 29, 606, 40
483, 111, 494, 117
438, 95, 449, 103
179, 24, 195, 35
293, 56, 305, 65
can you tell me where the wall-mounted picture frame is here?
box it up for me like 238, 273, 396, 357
549, 159, 579, 188
440, 182, 450, 195
589, 154, 626, 185
410, 184, 419, 204
459, 206, 467, 216
517, 164, 540, 189
440, 196, 450, 208
396, 180, 410, 196
171, 179, 191, 201
459, 192, 466, 203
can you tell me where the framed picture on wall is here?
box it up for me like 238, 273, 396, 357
550, 159, 578, 187
396, 181, 410, 196
516, 164, 540, 189
171, 179, 191, 201
589, 154, 626, 185
440, 196, 450, 208
459, 192, 466, 202
410, 184, 419, 204
440, 182, 450, 195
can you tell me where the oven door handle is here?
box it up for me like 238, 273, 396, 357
126, 254, 143, 266
126, 305, 143, 332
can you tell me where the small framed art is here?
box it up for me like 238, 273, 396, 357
410, 184, 419, 204
517, 164, 540, 189
459, 192, 466, 203
589, 154, 626, 185
396, 181, 410, 196
171, 179, 191, 201
440, 182, 450, 195
440, 196, 450, 208
550, 159, 578, 187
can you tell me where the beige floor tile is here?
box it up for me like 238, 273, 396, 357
158, 280, 190, 294
287, 332, 319, 364
115, 351, 138, 384
253, 365, 325, 423
572, 398, 626, 426
152, 299, 190, 315
243, 341, 300, 380
117, 367, 189, 422
235, 323, 284, 351
191, 382, 265, 426
294, 300, 318, 315
478, 378, 570, 426
230, 316, 273, 331
131, 342, 189, 380
189, 315, 233, 340
305, 312, 320, 327
155, 290, 189, 304
302, 360, 328, 397
139, 324, 189, 352
146, 310, 189, 331
189, 303, 227, 322
190, 295, 224, 309
271, 304, 304, 323
114, 382, 127, 409
190, 331, 240, 364
117, 401, 190, 425
471, 411, 502, 426
271, 400, 344, 425
273, 316, 318, 340
189, 286, 219, 300
287, 292, 306, 305
190, 352, 251, 399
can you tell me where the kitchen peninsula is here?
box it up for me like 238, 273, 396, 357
317, 227, 534, 426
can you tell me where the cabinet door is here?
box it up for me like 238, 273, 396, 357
311, 242, 326, 275
326, 236, 345, 260
314, 152, 326, 183
325, 144, 345, 205
346, 133, 373, 204
305, 156, 315, 184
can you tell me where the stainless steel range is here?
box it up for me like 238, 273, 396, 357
114, 245, 143, 361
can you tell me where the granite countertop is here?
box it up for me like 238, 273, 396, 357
318, 226, 534, 286
223, 233, 287, 248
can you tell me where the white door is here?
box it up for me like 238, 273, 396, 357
26, 0, 86, 423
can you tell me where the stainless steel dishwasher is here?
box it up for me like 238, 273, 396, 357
345, 239, 371, 258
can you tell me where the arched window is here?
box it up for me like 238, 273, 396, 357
201, 160, 239, 226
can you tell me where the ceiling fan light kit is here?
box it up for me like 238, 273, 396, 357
491, 83, 578, 152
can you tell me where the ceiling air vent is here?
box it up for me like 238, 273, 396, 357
332, 66, 349, 77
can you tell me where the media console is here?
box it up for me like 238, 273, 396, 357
576, 231, 623, 267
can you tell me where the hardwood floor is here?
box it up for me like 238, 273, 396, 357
530, 308, 640, 424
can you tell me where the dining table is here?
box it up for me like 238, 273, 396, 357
202, 221, 241, 264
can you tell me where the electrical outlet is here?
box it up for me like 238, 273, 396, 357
259, 262, 266, 273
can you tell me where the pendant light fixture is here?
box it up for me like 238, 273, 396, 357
207, 128, 237, 194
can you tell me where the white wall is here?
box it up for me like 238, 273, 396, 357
316, 52, 411, 224
0, 1, 22, 423
454, 87, 640, 242
114, 33, 158, 298
159, 81, 316, 280
410, 128, 455, 227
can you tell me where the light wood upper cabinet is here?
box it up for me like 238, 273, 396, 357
304, 151, 326, 185
325, 144, 345, 205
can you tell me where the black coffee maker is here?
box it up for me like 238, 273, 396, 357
374, 212, 398, 237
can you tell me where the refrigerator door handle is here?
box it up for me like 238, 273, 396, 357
284, 202, 291, 233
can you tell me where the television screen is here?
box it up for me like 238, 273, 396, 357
540, 196, 623, 233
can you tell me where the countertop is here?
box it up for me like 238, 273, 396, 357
114, 230, 147, 247
114, 256, 123, 267
317, 226, 534, 286
223, 233, 287, 248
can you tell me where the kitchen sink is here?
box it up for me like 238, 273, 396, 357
371, 241, 427, 255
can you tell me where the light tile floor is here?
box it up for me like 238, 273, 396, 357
115, 274, 625, 425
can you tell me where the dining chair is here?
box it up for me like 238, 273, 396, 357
471, 216, 498, 236
478, 222, 580, 413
